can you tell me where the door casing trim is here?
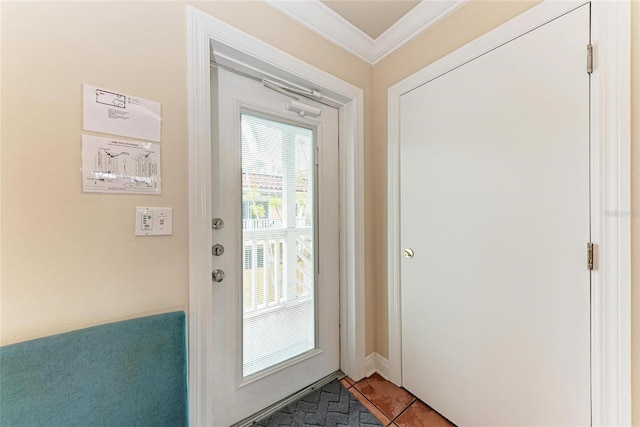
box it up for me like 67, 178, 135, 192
187, 6, 366, 426
387, 1, 631, 425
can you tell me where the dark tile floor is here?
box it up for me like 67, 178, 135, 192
340, 374, 455, 427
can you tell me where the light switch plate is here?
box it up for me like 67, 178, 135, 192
135, 207, 173, 236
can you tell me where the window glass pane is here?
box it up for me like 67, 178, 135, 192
241, 112, 316, 377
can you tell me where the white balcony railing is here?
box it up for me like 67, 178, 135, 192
243, 218, 282, 230
243, 218, 309, 230
242, 220, 313, 314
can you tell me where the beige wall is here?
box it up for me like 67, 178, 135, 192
371, 0, 640, 423
0, 1, 372, 346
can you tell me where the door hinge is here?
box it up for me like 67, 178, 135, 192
587, 44, 593, 74
587, 242, 594, 271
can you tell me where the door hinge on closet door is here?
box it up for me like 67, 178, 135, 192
587, 44, 593, 74
587, 242, 594, 271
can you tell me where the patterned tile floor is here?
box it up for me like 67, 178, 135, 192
340, 374, 456, 427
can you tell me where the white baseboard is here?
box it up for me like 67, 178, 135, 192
364, 352, 390, 380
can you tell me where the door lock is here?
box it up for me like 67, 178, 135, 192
212, 269, 225, 283
212, 244, 225, 256
403, 248, 414, 259
212, 218, 224, 230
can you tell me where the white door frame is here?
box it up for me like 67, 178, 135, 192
186, 6, 366, 427
387, 1, 631, 426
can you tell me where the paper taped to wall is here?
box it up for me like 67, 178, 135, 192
83, 84, 161, 142
82, 135, 161, 194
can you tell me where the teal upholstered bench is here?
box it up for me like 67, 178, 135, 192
0, 311, 187, 426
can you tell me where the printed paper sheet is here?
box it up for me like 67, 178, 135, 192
82, 135, 161, 194
83, 84, 161, 142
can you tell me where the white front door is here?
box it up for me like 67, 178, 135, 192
400, 4, 590, 426
211, 68, 340, 426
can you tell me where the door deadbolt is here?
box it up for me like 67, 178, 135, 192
212, 269, 225, 282
211, 218, 224, 230
212, 244, 224, 256
403, 248, 414, 259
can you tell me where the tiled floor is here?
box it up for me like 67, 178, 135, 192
340, 374, 455, 427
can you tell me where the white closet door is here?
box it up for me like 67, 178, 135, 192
400, 5, 590, 426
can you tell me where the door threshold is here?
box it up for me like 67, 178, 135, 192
232, 370, 345, 427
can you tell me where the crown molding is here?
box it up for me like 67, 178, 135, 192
373, 0, 467, 63
267, 0, 467, 65
268, 0, 375, 63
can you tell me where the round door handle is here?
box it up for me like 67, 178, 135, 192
212, 269, 225, 282
212, 244, 225, 256
403, 248, 414, 259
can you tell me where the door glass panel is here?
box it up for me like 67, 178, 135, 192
240, 112, 316, 378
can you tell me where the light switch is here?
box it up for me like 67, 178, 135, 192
135, 207, 172, 236
141, 212, 153, 230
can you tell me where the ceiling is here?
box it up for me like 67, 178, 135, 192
268, 0, 466, 64
321, 0, 422, 39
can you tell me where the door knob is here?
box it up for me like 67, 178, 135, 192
212, 269, 225, 282
403, 248, 414, 259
